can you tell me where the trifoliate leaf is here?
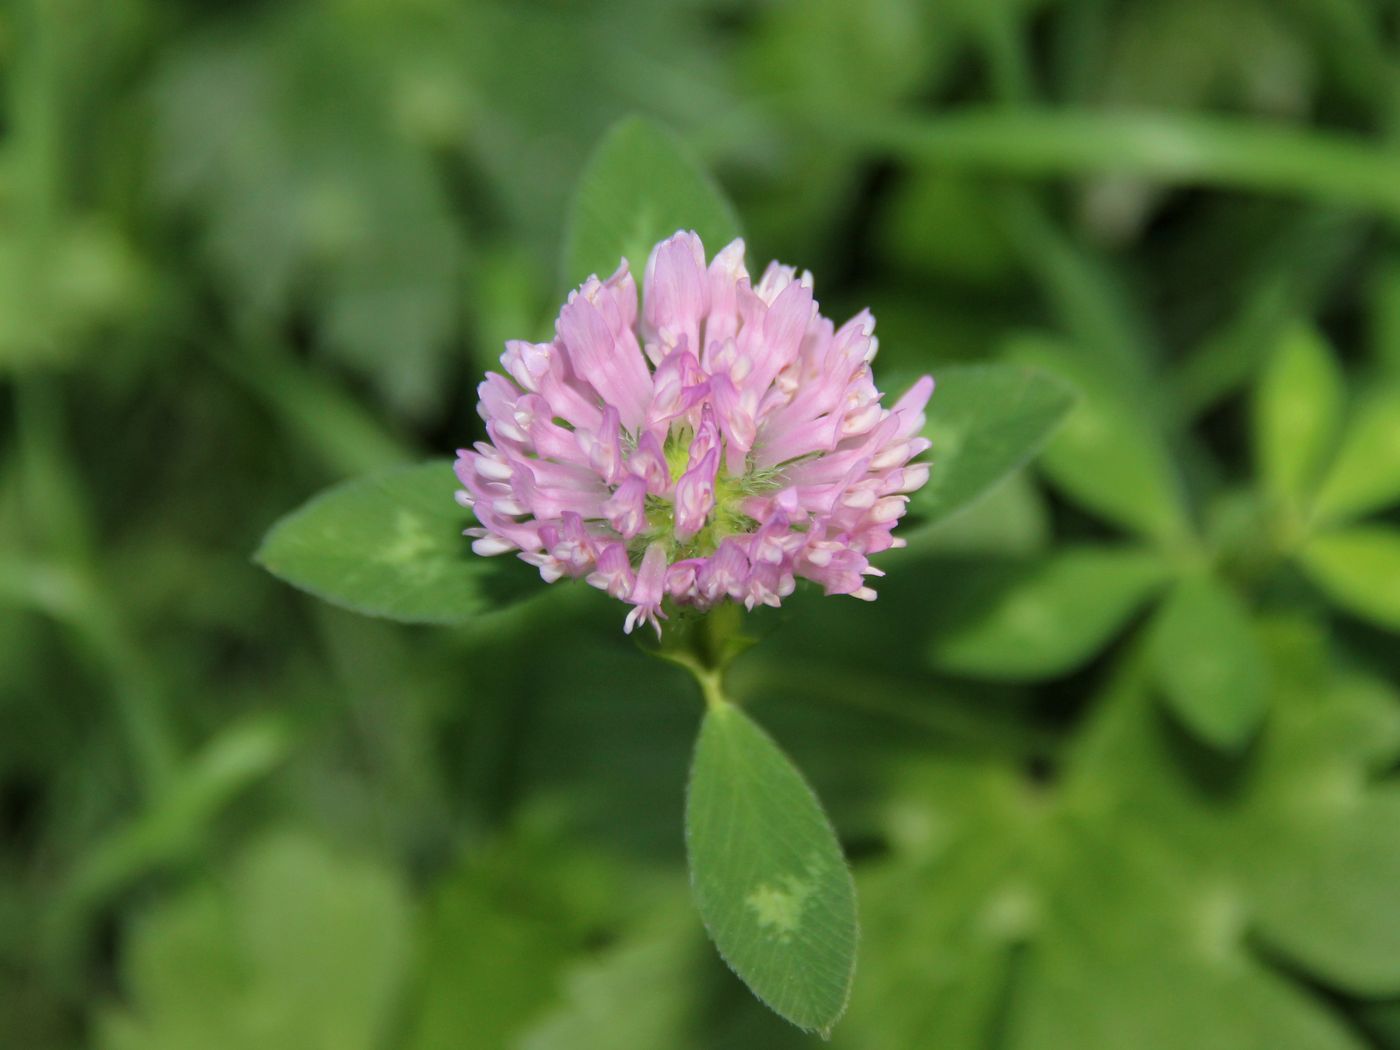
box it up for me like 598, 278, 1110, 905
838, 642, 1400, 1050
563, 116, 742, 291
1148, 574, 1269, 749
255, 461, 540, 625
686, 701, 858, 1035
912, 363, 1075, 525
928, 546, 1172, 680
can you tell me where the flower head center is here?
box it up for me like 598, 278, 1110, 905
631, 429, 771, 562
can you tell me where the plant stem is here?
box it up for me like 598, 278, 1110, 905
648, 604, 748, 711
826, 108, 1400, 221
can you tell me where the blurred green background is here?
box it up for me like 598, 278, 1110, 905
5, 0, 1400, 1047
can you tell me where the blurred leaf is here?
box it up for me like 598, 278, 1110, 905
0, 221, 146, 370
438, 2, 734, 263
0, 4, 150, 370
1297, 526, 1400, 631
99, 830, 410, 1050
1254, 324, 1345, 511
521, 910, 701, 1050
839, 645, 1400, 1050
1363, 1000, 1400, 1048
562, 117, 742, 291
61, 718, 291, 922
746, 0, 941, 115
686, 701, 858, 1035
1312, 383, 1400, 525
1375, 256, 1400, 374
153, 14, 463, 418
913, 364, 1075, 525
1175, 210, 1366, 417
521, 895, 812, 1050
1148, 575, 1268, 749
1008, 335, 1189, 543
878, 172, 1017, 288
1000, 192, 1157, 391
904, 471, 1051, 557
1081, 0, 1314, 242
929, 546, 1171, 680
217, 343, 412, 478
737, 0, 944, 262
408, 826, 625, 1050
471, 241, 551, 371
1215, 663, 1400, 998
1252, 787, 1400, 998
256, 461, 539, 625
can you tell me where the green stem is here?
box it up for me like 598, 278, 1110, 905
77, 599, 179, 798
657, 638, 734, 712
680, 660, 729, 712
826, 108, 1400, 220
648, 604, 750, 710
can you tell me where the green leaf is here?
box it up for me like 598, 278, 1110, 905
840, 647, 1400, 1050
1360, 999, 1400, 1048
686, 700, 858, 1035
1254, 789, 1400, 998
99, 831, 411, 1050
877, 171, 1017, 288
521, 917, 702, 1050
562, 116, 742, 291
408, 827, 626, 1050
1298, 526, 1400, 631
1312, 383, 1400, 525
1007, 335, 1189, 542
62, 718, 291, 921
929, 546, 1171, 680
1375, 255, 1400, 375
255, 461, 539, 625
1148, 575, 1269, 749
905, 471, 1051, 557
748, 0, 942, 116
1254, 324, 1345, 509
153, 17, 465, 418
521, 896, 811, 1050
911, 363, 1075, 525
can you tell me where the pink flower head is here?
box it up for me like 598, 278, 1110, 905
456, 231, 933, 637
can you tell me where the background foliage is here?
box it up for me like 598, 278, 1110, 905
4, 0, 1400, 1046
